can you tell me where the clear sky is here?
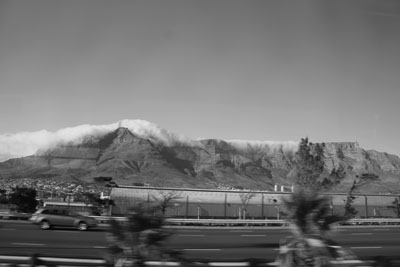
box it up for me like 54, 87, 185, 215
0, 0, 399, 156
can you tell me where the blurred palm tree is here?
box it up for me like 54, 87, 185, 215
282, 190, 342, 237
105, 202, 184, 267
276, 137, 359, 266
276, 189, 358, 267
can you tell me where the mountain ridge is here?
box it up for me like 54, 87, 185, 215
1, 121, 400, 194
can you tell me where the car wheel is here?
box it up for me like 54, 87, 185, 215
77, 222, 88, 231
40, 220, 51, 230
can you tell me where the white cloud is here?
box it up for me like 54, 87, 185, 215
0, 119, 298, 161
0, 119, 200, 161
227, 140, 299, 153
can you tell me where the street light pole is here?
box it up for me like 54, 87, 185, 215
275, 206, 280, 220
67, 192, 72, 210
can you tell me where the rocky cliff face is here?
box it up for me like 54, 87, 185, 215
1, 127, 400, 193
323, 142, 400, 174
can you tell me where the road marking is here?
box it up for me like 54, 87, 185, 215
12, 243, 45, 246
93, 246, 108, 249
146, 261, 180, 266
240, 234, 266, 237
183, 249, 220, 251
178, 234, 204, 237
230, 230, 253, 232
350, 233, 372, 235
351, 246, 382, 249
273, 246, 383, 251
40, 257, 106, 264
371, 228, 390, 231
0, 228, 16, 231
54, 231, 79, 233
209, 263, 249, 266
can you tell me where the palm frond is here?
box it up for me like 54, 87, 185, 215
282, 189, 346, 235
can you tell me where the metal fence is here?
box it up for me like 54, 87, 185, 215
110, 191, 400, 219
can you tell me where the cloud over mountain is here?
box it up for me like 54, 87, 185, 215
227, 140, 299, 153
0, 120, 189, 160
0, 119, 297, 161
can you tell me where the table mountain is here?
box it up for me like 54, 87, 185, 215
1, 125, 400, 193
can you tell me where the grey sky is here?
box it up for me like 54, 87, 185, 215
0, 0, 400, 155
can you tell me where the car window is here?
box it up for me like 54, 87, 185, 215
67, 211, 80, 216
51, 209, 66, 215
59, 210, 69, 216
41, 209, 66, 215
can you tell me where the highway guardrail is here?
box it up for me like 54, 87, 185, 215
0, 254, 390, 267
90, 216, 400, 226
3, 212, 400, 227
0, 255, 110, 267
0, 211, 31, 220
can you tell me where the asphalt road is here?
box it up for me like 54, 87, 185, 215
1, 221, 400, 261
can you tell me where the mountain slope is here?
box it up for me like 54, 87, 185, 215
1, 123, 400, 193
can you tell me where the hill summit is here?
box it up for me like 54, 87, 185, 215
0, 120, 400, 193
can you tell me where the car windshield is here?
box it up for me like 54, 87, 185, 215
33, 209, 45, 214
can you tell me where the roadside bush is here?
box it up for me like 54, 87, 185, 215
8, 187, 38, 213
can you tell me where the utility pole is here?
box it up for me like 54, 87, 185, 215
185, 195, 189, 218
224, 193, 227, 219
364, 195, 369, 218
67, 192, 72, 210
261, 194, 264, 219
398, 196, 400, 218
395, 197, 400, 218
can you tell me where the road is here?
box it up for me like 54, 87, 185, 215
1, 221, 400, 261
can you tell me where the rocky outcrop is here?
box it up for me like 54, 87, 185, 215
322, 142, 400, 175
366, 150, 400, 174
